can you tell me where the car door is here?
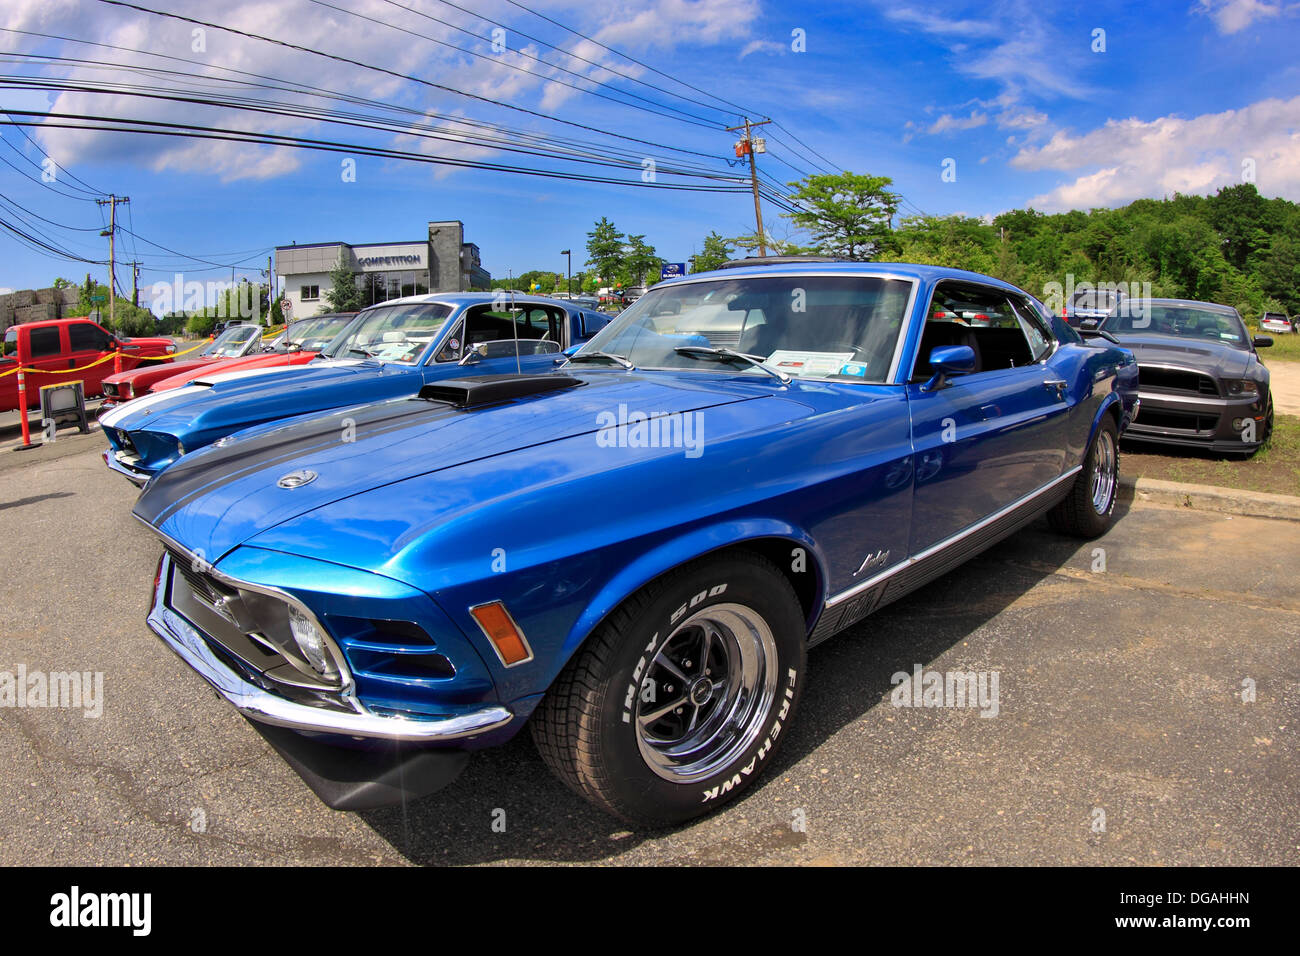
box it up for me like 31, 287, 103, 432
23, 324, 70, 403
906, 282, 1071, 554
66, 321, 117, 395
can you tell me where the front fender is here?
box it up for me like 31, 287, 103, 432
559, 519, 829, 667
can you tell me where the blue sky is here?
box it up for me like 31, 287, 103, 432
1, 0, 1297, 301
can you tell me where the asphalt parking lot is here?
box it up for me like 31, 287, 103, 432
1, 432, 1297, 866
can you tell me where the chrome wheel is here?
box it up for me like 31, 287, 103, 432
635, 603, 779, 783
1090, 429, 1117, 515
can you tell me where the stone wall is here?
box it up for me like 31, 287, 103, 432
0, 287, 81, 332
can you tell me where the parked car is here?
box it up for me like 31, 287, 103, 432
145, 313, 355, 396
1099, 298, 1273, 454
0, 317, 174, 411
133, 261, 1137, 824
101, 323, 272, 407
1260, 311, 1295, 334
100, 294, 609, 484
1064, 286, 1126, 329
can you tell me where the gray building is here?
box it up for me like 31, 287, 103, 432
276, 220, 491, 320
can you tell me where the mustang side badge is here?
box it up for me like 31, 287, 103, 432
855, 549, 890, 576
277, 469, 318, 489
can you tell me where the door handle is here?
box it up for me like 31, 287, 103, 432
1044, 378, 1067, 399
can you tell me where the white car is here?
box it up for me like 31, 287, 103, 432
1260, 312, 1295, 334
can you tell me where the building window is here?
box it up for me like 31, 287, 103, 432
301, 284, 320, 301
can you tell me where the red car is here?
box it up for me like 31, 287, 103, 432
1, 317, 174, 411
147, 313, 355, 394
101, 323, 268, 407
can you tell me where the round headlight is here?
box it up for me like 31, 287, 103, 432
288, 605, 331, 675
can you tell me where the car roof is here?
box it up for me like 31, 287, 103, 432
357, 292, 577, 311
1119, 298, 1239, 314
684, 259, 1031, 294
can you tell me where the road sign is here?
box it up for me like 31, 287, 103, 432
89, 294, 106, 303
660, 262, 687, 280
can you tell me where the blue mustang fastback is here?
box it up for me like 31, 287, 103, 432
134, 261, 1138, 825
100, 293, 610, 484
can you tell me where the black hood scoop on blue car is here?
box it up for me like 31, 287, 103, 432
418, 373, 586, 408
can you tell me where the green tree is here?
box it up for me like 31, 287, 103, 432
624, 234, 663, 285
585, 217, 625, 286
692, 232, 734, 272
324, 254, 364, 313
786, 171, 901, 259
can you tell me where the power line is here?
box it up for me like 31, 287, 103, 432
426, 0, 743, 121
5, 110, 755, 193
91, 1, 742, 166
499, 0, 753, 116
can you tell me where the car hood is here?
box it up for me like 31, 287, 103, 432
99, 358, 374, 432
1112, 335, 1253, 378
134, 372, 802, 564
105, 356, 217, 384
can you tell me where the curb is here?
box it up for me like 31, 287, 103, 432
1122, 475, 1300, 522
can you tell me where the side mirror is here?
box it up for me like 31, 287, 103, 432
457, 344, 486, 366
1253, 335, 1273, 349
923, 345, 976, 391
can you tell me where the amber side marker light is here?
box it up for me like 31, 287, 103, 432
470, 601, 534, 667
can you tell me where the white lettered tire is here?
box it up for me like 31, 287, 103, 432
532, 552, 806, 826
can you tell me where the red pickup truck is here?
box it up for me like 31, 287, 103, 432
0, 317, 176, 411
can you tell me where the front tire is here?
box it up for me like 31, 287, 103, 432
1049, 416, 1120, 538
532, 552, 806, 827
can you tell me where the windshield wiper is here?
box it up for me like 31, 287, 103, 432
566, 350, 635, 369
674, 346, 791, 384
346, 346, 379, 358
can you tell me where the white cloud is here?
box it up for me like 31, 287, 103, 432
1011, 95, 1300, 209
1193, 0, 1289, 34
1, 0, 763, 182
926, 111, 988, 134
739, 40, 786, 59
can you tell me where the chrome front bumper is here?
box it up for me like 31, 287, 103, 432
146, 555, 514, 742
102, 447, 150, 487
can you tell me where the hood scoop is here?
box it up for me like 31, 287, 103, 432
418, 373, 586, 408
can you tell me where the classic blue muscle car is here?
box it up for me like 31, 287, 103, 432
100, 293, 610, 484
134, 261, 1138, 825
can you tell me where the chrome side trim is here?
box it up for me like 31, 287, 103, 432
824, 465, 1083, 609
147, 554, 513, 742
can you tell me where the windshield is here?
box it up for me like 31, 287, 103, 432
1103, 304, 1249, 349
1, 327, 16, 359
574, 274, 914, 382
207, 324, 261, 358
276, 315, 352, 353
319, 302, 453, 364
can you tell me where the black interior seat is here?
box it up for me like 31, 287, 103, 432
912, 321, 982, 382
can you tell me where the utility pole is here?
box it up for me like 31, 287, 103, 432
267, 254, 274, 324
131, 261, 140, 307
561, 249, 571, 296
726, 118, 771, 256
96, 195, 128, 331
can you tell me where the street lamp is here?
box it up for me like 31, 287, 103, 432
560, 249, 571, 297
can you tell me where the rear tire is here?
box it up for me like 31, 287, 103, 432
532, 552, 806, 827
1049, 416, 1120, 538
